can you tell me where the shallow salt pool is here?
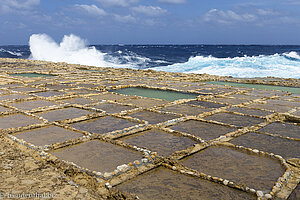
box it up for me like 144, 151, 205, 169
111, 87, 202, 101
10, 73, 56, 78
206, 81, 300, 94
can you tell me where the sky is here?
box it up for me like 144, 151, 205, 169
0, 0, 300, 45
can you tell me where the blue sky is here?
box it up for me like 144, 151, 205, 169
0, 0, 300, 45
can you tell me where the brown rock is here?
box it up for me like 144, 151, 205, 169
24, 161, 39, 171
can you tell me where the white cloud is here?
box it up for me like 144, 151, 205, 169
0, 0, 40, 13
256, 9, 278, 16
144, 19, 164, 26
132, 6, 167, 16
75, 4, 107, 16
114, 14, 136, 23
96, 0, 138, 7
3, 21, 27, 30
202, 7, 299, 26
74, 4, 139, 24
158, 0, 186, 4
204, 9, 257, 24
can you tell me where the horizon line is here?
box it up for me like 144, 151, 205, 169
1, 44, 300, 46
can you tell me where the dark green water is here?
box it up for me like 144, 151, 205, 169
10, 73, 56, 78
207, 81, 300, 94
111, 87, 201, 101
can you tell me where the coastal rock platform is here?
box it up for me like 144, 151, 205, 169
0, 58, 299, 199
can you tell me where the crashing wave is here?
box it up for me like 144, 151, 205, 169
29, 34, 153, 69
154, 53, 300, 78
28, 34, 300, 78
29, 34, 113, 67
283, 51, 300, 61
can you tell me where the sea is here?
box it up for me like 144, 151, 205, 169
1, 34, 300, 78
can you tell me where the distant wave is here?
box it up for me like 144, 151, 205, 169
0, 48, 23, 57
154, 53, 300, 78
104, 49, 153, 68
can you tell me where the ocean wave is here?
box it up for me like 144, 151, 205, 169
154, 53, 300, 78
107, 50, 151, 67
283, 51, 300, 61
154, 60, 170, 64
29, 34, 154, 69
104, 49, 170, 68
28, 34, 300, 78
0, 48, 23, 57
29, 34, 114, 67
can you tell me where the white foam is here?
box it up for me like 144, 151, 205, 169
29, 33, 154, 69
106, 50, 152, 68
283, 51, 300, 60
154, 53, 300, 78
29, 34, 114, 67
28, 34, 300, 78
0, 48, 22, 56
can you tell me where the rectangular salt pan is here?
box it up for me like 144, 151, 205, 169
112, 87, 201, 101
